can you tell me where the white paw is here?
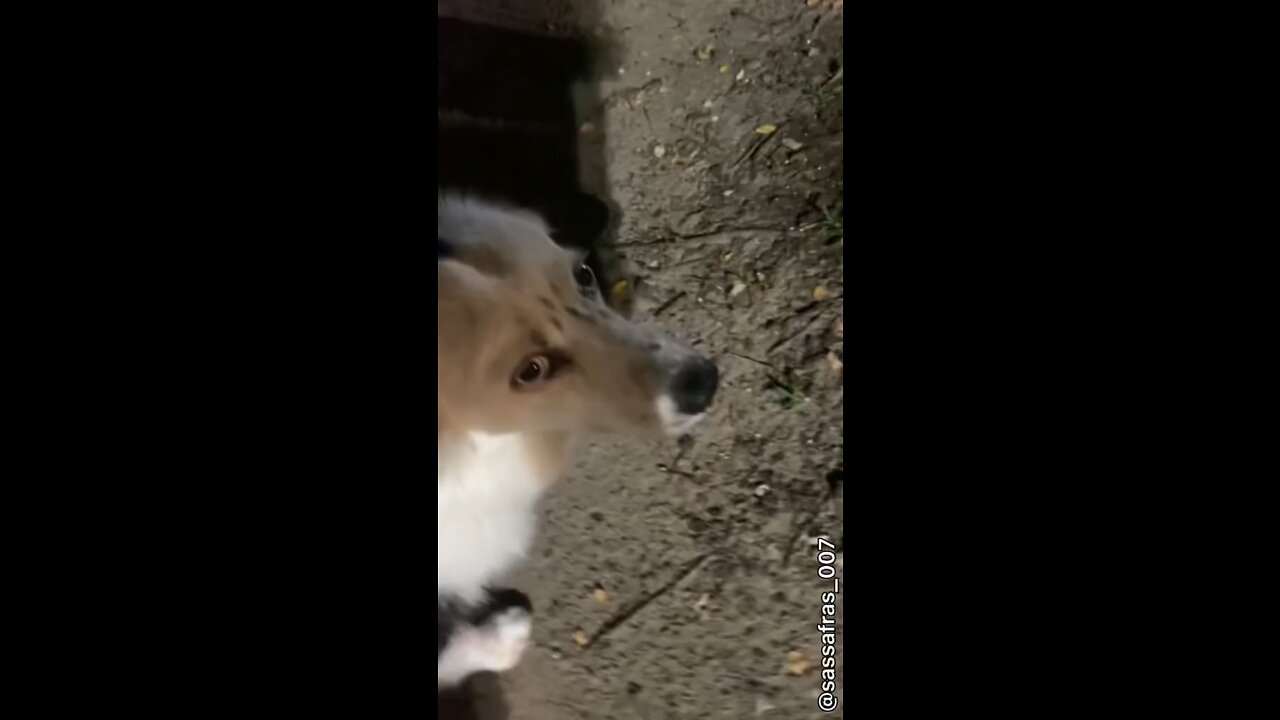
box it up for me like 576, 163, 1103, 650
474, 607, 531, 672
438, 608, 532, 686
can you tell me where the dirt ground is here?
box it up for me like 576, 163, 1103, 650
445, 1, 844, 717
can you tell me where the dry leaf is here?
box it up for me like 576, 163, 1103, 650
692, 593, 711, 611
755, 124, 777, 135
653, 144, 666, 158
782, 137, 804, 151
786, 651, 812, 676
833, 316, 843, 338
719, 63, 731, 74
611, 279, 631, 303
573, 630, 589, 647
695, 43, 716, 61
826, 351, 843, 374
593, 588, 609, 604
729, 282, 747, 297
813, 286, 831, 301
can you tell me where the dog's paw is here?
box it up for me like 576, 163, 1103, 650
438, 607, 532, 686
472, 607, 532, 672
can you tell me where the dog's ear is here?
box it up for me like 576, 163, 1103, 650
438, 236, 454, 259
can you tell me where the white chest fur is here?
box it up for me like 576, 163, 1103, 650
438, 432, 545, 602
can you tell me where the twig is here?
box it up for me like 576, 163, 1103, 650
613, 238, 674, 248
726, 351, 777, 369
731, 129, 779, 169
656, 463, 694, 479
652, 291, 686, 317
614, 225, 792, 248
767, 313, 824, 354
673, 253, 712, 267
586, 552, 713, 647
675, 225, 790, 240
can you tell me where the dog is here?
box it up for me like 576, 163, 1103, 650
437, 196, 719, 686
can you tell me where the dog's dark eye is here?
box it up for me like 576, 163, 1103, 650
513, 355, 552, 386
573, 263, 596, 290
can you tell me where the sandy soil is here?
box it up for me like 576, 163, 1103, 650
441, 2, 843, 717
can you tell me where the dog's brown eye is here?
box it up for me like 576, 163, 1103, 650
514, 355, 551, 386
573, 263, 595, 289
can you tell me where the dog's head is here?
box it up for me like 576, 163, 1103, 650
438, 197, 718, 438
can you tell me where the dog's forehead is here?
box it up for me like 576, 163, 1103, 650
438, 198, 566, 270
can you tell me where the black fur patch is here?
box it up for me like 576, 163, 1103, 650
438, 587, 533, 658
467, 588, 532, 624
438, 237, 453, 259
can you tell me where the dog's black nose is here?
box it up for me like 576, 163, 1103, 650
670, 357, 719, 414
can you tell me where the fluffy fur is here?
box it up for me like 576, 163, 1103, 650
438, 432, 546, 603
437, 196, 717, 686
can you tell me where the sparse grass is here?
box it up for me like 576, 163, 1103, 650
804, 84, 839, 116
768, 375, 810, 409
821, 209, 843, 243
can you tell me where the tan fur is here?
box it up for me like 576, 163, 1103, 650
437, 198, 715, 685
439, 199, 677, 483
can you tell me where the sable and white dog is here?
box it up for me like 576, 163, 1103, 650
437, 197, 718, 686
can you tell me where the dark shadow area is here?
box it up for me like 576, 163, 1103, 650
436, 3, 610, 718
437, 672, 509, 720
437, 3, 613, 281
